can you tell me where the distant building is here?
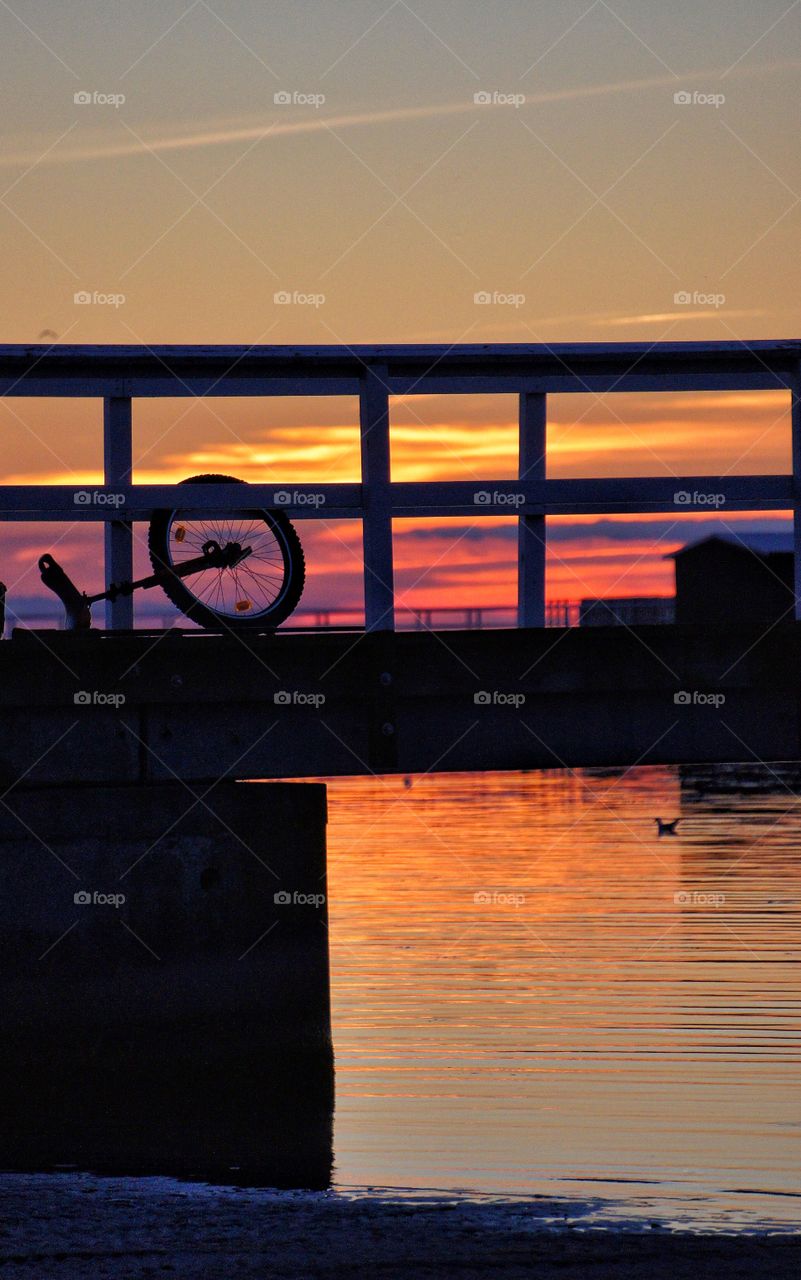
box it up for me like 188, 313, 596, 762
579, 596, 675, 627
667, 533, 794, 626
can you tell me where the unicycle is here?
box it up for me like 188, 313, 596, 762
39, 473, 306, 631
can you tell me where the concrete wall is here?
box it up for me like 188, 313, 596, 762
0, 781, 332, 1187
5, 625, 801, 781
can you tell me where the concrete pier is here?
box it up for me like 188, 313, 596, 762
0, 781, 332, 1187
3, 624, 801, 783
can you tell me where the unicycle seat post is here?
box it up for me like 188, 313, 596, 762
38, 555, 92, 630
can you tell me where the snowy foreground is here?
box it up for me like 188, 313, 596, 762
1, 1174, 800, 1279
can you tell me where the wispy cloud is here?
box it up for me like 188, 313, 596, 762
2, 59, 798, 170
597, 309, 767, 326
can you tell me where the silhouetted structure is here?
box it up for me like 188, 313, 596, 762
668, 533, 794, 626
0, 783, 333, 1185
580, 596, 675, 626
680, 761, 801, 794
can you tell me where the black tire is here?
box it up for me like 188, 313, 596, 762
147, 474, 306, 630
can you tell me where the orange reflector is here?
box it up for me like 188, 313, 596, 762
235, 600, 252, 613
175, 526, 186, 543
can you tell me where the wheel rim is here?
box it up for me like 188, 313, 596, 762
163, 511, 293, 620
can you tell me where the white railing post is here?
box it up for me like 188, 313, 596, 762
359, 367, 394, 631
788, 366, 793, 619
518, 391, 546, 627
103, 396, 133, 630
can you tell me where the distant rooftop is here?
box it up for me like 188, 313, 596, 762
667, 532, 793, 559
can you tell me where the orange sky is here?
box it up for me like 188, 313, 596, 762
0, 3, 799, 618
0, 387, 792, 614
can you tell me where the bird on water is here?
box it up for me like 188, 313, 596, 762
654, 817, 680, 836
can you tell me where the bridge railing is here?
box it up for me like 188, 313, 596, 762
2, 599, 587, 632
0, 341, 798, 630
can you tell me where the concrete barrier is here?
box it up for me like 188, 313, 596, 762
0, 781, 332, 1187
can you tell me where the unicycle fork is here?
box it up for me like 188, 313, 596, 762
39, 539, 253, 631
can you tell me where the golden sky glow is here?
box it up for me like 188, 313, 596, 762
1, 2, 799, 614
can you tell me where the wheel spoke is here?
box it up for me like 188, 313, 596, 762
163, 506, 295, 619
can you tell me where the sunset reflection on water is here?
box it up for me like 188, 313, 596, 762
324, 767, 801, 1230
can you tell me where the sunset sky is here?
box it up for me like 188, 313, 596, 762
1, 1, 800, 616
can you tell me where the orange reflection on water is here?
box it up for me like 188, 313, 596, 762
325, 767, 801, 1229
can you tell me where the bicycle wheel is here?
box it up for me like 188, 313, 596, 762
148, 474, 306, 630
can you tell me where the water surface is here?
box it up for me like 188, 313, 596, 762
324, 767, 801, 1231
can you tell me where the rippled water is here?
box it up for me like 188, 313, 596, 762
324, 767, 801, 1231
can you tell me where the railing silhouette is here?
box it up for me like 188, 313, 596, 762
7, 598, 661, 632
238, 598, 670, 630
281, 602, 583, 629
0, 341, 798, 631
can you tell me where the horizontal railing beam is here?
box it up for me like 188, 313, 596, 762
0, 342, 798, 397
386, 372, 795, 394
390, 475, 795, 516
0, 483, 363, 520
0, 475, 793, 520
0, 373, 792, 398
0, 377, 364, 398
